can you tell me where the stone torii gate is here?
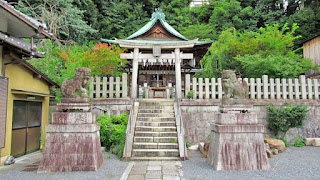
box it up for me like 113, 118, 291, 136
102, 8, 212, 99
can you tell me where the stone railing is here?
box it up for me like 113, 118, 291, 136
184, 74, 320, 100
89, 73, 128, 98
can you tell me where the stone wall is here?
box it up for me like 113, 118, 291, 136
181, 99, 320, 145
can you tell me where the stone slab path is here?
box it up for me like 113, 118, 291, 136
124, 161, 183, 180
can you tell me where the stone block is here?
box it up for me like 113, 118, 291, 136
216, 113, 258, 125
52, 112, 96, 124
305, 138, 315, 146
312, 138, 320, 147
264, 137, 286, 153
57, 103, 91, 112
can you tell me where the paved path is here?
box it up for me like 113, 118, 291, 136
123, 161, 183, 180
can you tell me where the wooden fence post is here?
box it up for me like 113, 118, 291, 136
294, 78, 300, 100
205, 78, 210, 99
218, 78, 222, 99
256, 78, 262, 99
262, 75, 268, 99
288, 79, 293, 99
193, 78, 197, 99
276, 78, 281, 99
116, 77, 120, 98
122, 73, 128, 98
95, 76, 101, 98
89, 77, 94, 98
211, 78, 216, 99
313, 79, 319, 100
199, 78, 203, 99
109, 77, 114, 98
102, 77, 107, 98
300, 75, 307, 99
185, 74, 190, 97
250, 78, 255, 99
282, 78, 287, 99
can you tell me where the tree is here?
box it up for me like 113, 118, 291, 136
196, 23, 316, 78
16, 0, 97, 43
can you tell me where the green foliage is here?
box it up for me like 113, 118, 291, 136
236, 53, 315, 78
267, 103, 309, 139
280, 138, 292, 147
294, 136, 305, 147
40, 129, 45, 152
30, 40, 125, 85
97, 113, 128, 158
187, 90, 194, 99
197, 24, 317, 78
185, 138, 191, 148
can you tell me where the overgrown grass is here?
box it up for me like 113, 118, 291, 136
97, 113, 128, 158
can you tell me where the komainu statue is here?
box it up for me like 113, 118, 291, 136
61, 68, 91, 98
222, 70, 248, 100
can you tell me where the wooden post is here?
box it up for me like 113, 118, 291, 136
109, 77, 114, 98
89, 77, 94, 98
262, 75, 268, 99
307, 78, 313, 99
294, 78, 300, 100
270, 78, 275, 99
175, 48, 182, 99
282, 78, 287, 99
288, 79, 293, 99
300, 75, 307, 99
116, 77, 120, 98
193, 78, 197, 99
276, 78, 281, 99
131, 48, 139, 98
250, 78, 255, 99
313, 79, 319, 100
199, 78, 203, 99
185, 74, 190, 97
218, 78, 222, 99
256, 78, 261, 99
102, 77, 107, 98
205, 78, 210, 99
122, 73, 128, 98
95, 76, 101, 98
211, 78, 216, 99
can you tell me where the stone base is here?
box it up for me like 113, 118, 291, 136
208, 123, 270, 170
38, 126, 103, 173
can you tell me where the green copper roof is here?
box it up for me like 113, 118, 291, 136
126, 8, 189, 41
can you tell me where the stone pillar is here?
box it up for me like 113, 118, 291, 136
207, 105, 270, 170
131, 48, 139, 98
175, 48, 182, 99
38, 99, 103, 173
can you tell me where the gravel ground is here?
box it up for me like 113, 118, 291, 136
0, 152, 129, 180
182, 146, 320, 180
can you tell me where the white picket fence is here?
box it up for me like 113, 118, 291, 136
89, 73, 128, 98
184, 74, 320, 100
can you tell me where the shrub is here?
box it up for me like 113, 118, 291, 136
294, 136, 305, 147
280, 138, 291, 147
97, 113, 128, 158
187, 90, 194, 99
267, 103, 309, 139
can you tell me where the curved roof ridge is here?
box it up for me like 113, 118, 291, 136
126, 8, 189, 41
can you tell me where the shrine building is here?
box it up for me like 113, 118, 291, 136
102, 8, 212, 99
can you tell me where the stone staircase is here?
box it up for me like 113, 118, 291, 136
131, 99, 180, 161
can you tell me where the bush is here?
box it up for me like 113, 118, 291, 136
97, 113, 128, 158
280, 138, 291, 147
294, 136, 305, 147
267, 103, 309, 139
187, 90, 194, 99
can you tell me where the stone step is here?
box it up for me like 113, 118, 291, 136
138, 109, 174, 113
138, 105, 174, 110
138, 113, 175, 117
130, 157, 180, 161
136, 121, 176, 127
134, 137, 178, 143
135, 131, 177, 137
133, 142, 179, 149
135, 126, 177, 132
132, 149, 179, 157
137, 117, 176, 122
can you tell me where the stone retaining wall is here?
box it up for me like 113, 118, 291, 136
181, 99, 320, 145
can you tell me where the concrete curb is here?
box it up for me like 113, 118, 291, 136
120, 161, 134, 180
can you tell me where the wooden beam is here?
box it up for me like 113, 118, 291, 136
120, 52, 193, 60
